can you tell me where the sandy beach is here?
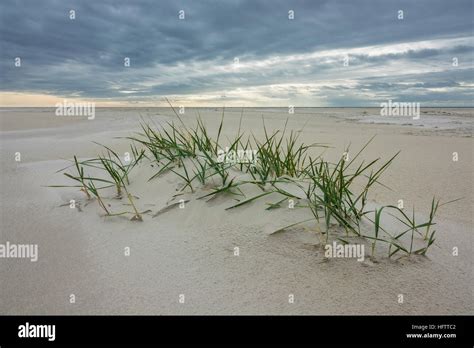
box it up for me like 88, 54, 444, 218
0, 107, 472, 315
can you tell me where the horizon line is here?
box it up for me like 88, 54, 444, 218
1, 105, 473, 108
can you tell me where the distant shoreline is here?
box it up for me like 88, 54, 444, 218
1, 106, 474, 109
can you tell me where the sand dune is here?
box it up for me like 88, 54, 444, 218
0, 107, 472, 314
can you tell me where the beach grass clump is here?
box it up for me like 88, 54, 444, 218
351, 205, 438, 259
51, 106, 454, 259
98, 154, 125, 197
303, 140, 399, 238
50, 155, 114, 199
51, 143, 148, 220
242, 120, 320, 187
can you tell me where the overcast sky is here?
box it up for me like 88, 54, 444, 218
0, 0, 473, 106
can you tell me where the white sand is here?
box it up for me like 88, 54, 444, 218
0, 107, 472, 314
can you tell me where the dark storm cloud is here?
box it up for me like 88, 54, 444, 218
0, 0, 472, 105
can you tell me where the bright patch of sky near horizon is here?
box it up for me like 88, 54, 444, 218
0, 0, 473, 106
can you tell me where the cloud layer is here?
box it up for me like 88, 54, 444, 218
1, 0, 473, 106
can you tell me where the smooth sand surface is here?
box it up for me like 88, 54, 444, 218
0, 107, 472, 314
